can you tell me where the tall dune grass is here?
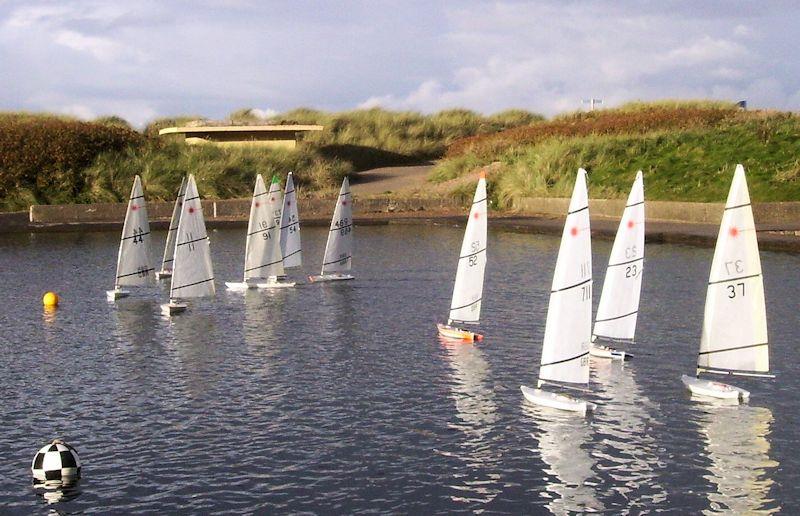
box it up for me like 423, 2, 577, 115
486, 114, 800, 206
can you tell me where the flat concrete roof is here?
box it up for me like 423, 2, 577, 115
159, 125, 323, 135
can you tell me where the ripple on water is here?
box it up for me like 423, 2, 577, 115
0, 227, 798, 513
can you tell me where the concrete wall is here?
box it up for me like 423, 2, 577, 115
29, 201, 212, 223
27, 195, 466, 225
0, 211, 30, 232
513, 197, 800, 227
21, 196, 800, 229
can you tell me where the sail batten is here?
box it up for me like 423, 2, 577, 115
169, 175, 215, 299
447, 174, 488, 324
698, 164, 769, 373
320, 177, 354, 275
593, 171, 645, 342
539, 169, 592, 385
114, 175, 154, 287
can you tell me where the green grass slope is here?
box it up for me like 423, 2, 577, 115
433, 102, 800, 206
0, 107, 541, 210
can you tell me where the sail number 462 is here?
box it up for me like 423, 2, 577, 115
335, 217, 351, 235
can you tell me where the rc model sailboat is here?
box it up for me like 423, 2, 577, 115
107, 175, 154, 301
521, 169, 595, 414
681, 164, 772, 401
437, 171, 488, 342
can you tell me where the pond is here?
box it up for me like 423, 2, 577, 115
1, 224, 798, 513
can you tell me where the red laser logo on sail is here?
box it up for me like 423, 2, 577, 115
570, 226, 578, 236
627, 220, 634, 229
729, 226, 739, 237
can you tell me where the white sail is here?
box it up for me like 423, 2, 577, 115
242, 175, 281, 281
280, 172, 302, 269
169, 174, 215, 299
263, 175, 286, 277
160, 176, 186, 274
448, 174, 488, 324
698, 164, 768, 373
593, 171, 645, 341
539, 169, 592, 385
114, 175, 154, 287
320, 177, 353, 274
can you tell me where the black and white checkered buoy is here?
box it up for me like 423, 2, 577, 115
31, 439, 81, 483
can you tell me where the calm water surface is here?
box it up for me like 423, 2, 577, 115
1, 224, 799, 514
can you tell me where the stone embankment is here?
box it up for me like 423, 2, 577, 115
1, 165, 798, 252
0, 194, 796, 252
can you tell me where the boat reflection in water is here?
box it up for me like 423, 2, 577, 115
243, 289, 281, 351
439, 337, 501, 507
695, 401, 780, 514
112, 300, 159, 349
592, 359, 667, 509
165, 305, 222, 400
522, 396, 602, 513
32, 478, 81, 506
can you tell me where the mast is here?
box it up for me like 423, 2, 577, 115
242, 175, 276, 281
320, 177, 353, 275
593, 171, 645, 342
447, 171, 488, 326
539, 169, 592, 385
114, 175, 154, 288
697, 164, 768, 375
169, 175, 215, 300
160, 176, 186, 274
280, 172, 302, 269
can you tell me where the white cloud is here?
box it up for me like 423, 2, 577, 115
734, 24, 753, 37
357, 2, 793, 115
54, 30, 123, 62
250, 108, 278, 119
1, 0, 798, 123
58, 103, 96, 120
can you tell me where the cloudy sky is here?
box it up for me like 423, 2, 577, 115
1, 0, 799, 126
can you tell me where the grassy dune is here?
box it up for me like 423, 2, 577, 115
433, 102, 800, 206
0, 107, 541, 211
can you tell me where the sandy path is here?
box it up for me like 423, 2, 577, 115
350, 163, 490, 197
349, 164, 434, 195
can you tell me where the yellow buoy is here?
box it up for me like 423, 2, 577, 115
42, 292, 59, 307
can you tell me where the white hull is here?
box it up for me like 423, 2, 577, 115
255, 279, 297, 289
681, 374, 749, 401
161, 301, 187, 316
520, 385, 593, 414
106, 289, 130, 302
308, 273, 354, 283
589, 344, 628, 361
155, 270, 172, 280
225, 281, 256, 292
437, 323, 482, 342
